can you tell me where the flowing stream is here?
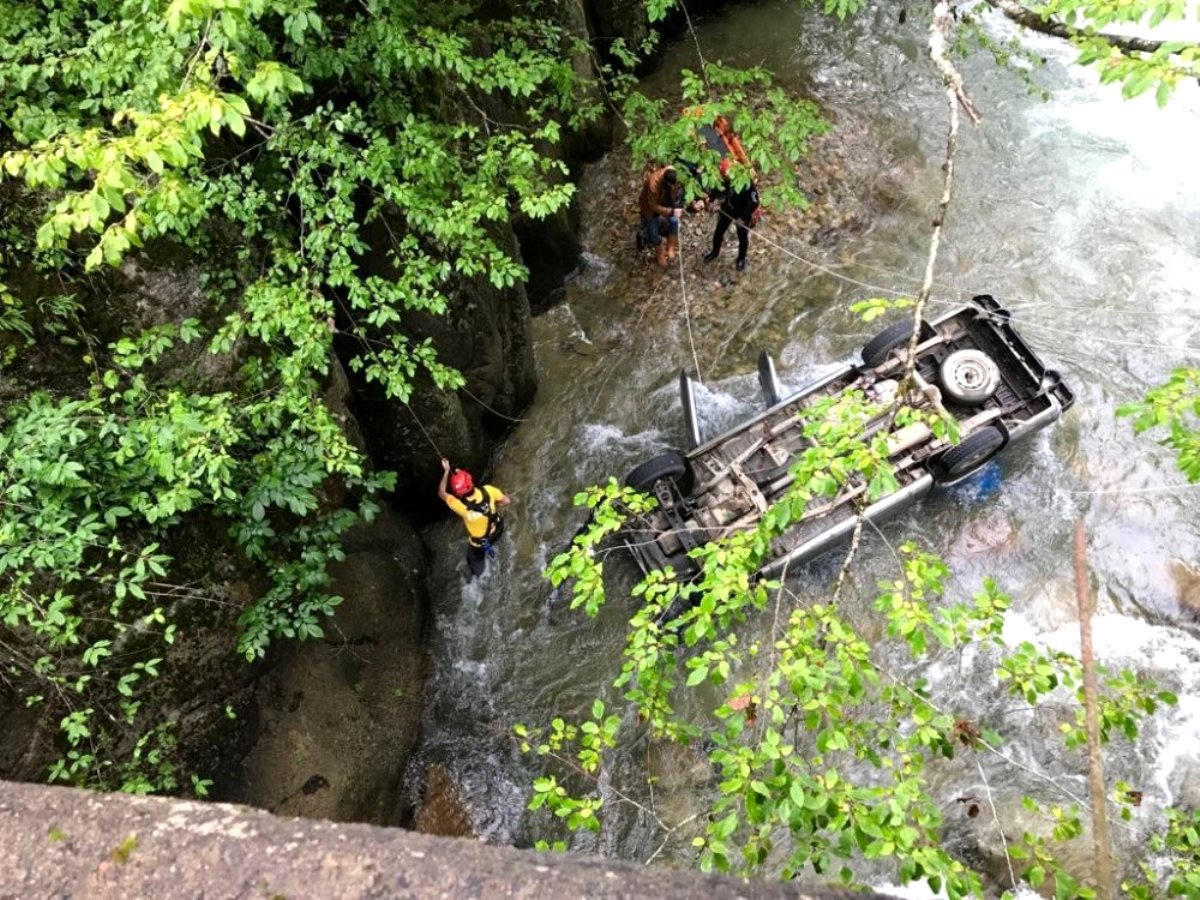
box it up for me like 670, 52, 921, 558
413, 0, 1200, 884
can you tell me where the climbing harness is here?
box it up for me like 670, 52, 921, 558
461, 490, 504, 545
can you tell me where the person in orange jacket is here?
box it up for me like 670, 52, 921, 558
438, 458, 512, 579
637, 165, 684, 266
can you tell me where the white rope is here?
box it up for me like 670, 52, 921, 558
675, 219, 705, 387
747, 223, 1200, 355
1056, 482, 1200, 496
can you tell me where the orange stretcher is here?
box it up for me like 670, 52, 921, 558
683, 107, 751, 168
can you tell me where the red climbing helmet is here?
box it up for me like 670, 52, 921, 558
448, 468, 474, 498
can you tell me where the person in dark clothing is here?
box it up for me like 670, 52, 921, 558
703, 159, 760, 272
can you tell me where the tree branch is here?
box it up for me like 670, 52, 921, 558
1075, 519, 1115, 897
986, 0, 1172, 55
931, 0, 983, 127
894, 1, 973, 405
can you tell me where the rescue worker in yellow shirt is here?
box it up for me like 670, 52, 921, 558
438, 457, 511, 578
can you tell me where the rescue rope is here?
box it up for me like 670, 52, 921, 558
745, 218, 1200, 354
678, 0, 712, 94
404, 400, 444, 457
460, 385, 528, 423
675, 219, 706, 387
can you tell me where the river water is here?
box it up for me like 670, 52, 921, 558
415, 0, 1200, 887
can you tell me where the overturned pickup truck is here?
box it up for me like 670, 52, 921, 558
619, 294, 1075, 581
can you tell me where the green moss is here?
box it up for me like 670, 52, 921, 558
110, 833, 139, 864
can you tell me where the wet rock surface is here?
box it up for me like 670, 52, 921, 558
217, 506, 428, 825
412, 764, 475, 837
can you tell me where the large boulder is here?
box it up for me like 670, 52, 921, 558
217, 506, 428, 824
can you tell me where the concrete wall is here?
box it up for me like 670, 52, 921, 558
0, 781, 898, 900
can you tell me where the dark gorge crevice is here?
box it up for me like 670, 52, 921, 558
0, 0, 715, 839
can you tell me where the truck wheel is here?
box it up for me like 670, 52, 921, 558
934, 426, 1005, 482
862, 320, 918, 368
940, 349, 1001, 404
625, 452, 693, 494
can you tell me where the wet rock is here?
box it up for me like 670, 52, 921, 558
1170, 755, 1200, 809
413, 764, 475, 838
517, 203, 584, 313
1170, 559, 1200, 618
951, 791, 1104, 894
953, 513, 1017, 556
0, 701, 53, 784
219, 505, 427, 825
871, 170, 911, 212
810, 226, 840, 247
1023, 578, 1080, 633
585, 0, 654, 53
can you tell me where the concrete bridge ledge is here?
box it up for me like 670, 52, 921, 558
0, 781, 902, 899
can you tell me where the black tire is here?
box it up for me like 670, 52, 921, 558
625, 452, 693, 494
862, 320, 918, 368
934, 426, 1005, 483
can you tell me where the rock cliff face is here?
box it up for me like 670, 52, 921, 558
583, 0, 655, 55
344, 224, 540, 521
0, 0, 672, 836
215, 507, 427, 824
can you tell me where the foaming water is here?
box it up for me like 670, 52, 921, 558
689, 377, 759, 444
997, 612, 1200, 826
412, 0, 1200, 877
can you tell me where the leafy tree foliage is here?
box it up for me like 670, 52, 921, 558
1118, 368, 1200, 484
0, 0, 625, 791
